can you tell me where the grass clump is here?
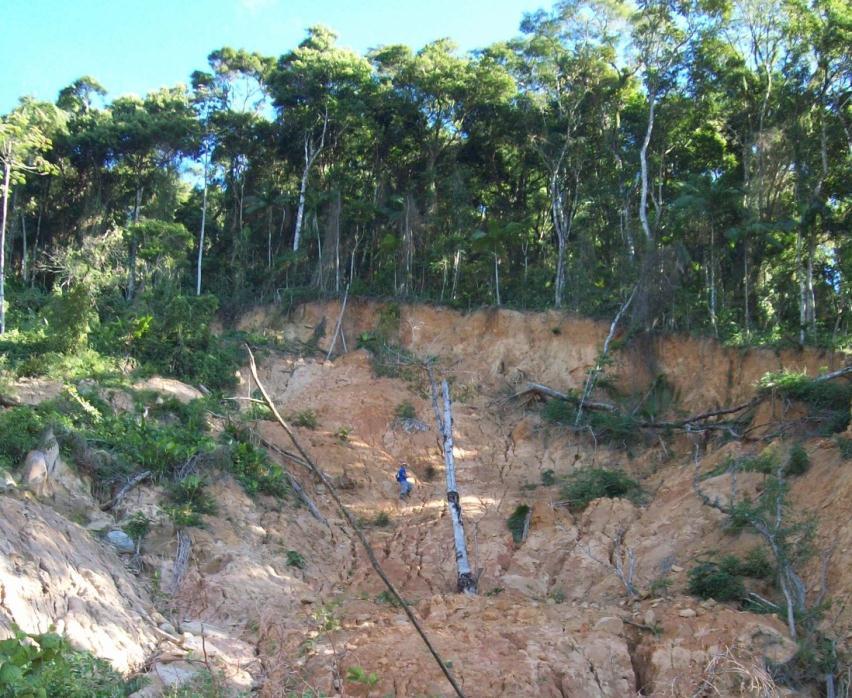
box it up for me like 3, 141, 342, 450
290, 409, 318, 429
346, 666, 379, 688
507, 504, 531, 543
560, 467, 642, 512
394, 401, 416, 420
836, 436, 852, 459
165, 474, 217, 527
373, 511, 391, 527
286, 550, 306, 569
785, 443, 810, 476
541, 469, 556, 486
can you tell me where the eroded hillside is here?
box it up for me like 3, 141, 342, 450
1, 301, 850, 697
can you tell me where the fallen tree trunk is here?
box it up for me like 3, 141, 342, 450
427, 364, 477, 595
325, 284, 350, 360
812, 364, 852, 383
521, 382, 616, 412
254, 434, 327, 525
171, 529, 192, 594
246, 345, 467, 698
102, 469, 151, 511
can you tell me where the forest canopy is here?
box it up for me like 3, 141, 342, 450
1, 0, 850, 349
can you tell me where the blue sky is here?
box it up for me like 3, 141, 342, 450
2, 0, 544, 113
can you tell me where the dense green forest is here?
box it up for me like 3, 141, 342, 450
1, 0, 850, 361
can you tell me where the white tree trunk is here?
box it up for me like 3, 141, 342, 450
293, 115, 327, 253
493, 253, 501, 306
428, 371, 476, 595
196, 156, 208, 296
20, 211, 27, 287
639, 95, 656, 244
293, 140, 310, 252
451, 249, 461, 301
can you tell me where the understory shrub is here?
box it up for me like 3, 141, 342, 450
0, 405, 49, 470
507, 504, 531, 543
758, 370, 852, 434
221, 425, 290, 497
559, 468, 642, 511
688, 548, 774, 603
687, 560, 746, 602
785, 444, 810, 476
95, 292, 240, 391
542, 399, 642, 447
0, 626, 139, 697
165, 474, 217, 527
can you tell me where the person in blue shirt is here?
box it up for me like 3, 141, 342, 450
396, 463, 412, 499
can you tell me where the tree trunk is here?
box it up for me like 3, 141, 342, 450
797, 229, 806, 344
293, 139, 311, 253
743, 242, 751, 338
20, 211, 27, 283
196, 158, 208, 296
451, 249, 461, 301
806, 233, 816, 337
127, 185, 142, 301
639, 93, 656, 244
0, 163, 10, 334
428, 370, 476, 595
551, 172, 567, 308
493, 253, 501, 306
293, 116, 327, 253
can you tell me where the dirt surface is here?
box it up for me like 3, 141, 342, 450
1, 301, 849, 696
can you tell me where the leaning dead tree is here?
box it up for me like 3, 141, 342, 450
426, 363, 477, 595
575, 284, 637, 425
246, 346, 467, 698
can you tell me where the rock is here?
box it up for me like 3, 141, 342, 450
20, 451, 48, 490
594, 616, 624, 635
678, 608, 697, 618
106, 530, 136, 554
133, 377, 203, 404
86, 516, 114, 532
152, 661, 197, 688
644, 609, 656, 626
671, 564, 684, 572
0, 470, 16, 492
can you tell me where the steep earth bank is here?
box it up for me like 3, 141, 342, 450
1, 301, 849, 696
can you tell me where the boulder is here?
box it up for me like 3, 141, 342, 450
106, 530, 136, 554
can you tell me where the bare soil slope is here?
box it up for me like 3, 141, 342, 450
1, 301, 849, 697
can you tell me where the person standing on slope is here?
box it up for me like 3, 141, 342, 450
396, 463, 412, 499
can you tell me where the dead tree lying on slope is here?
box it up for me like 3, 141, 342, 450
245, 345, 467, 698
426, 363, 477, 595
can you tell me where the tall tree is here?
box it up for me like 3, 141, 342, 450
0, 99, 60, 333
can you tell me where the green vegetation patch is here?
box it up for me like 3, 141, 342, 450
507, 504, 531, 543
0, 626, 141, 697
758, 370, 852, 434
221, 425, 290, 497
687, 549, 774, 603
559, 467, 642, 511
